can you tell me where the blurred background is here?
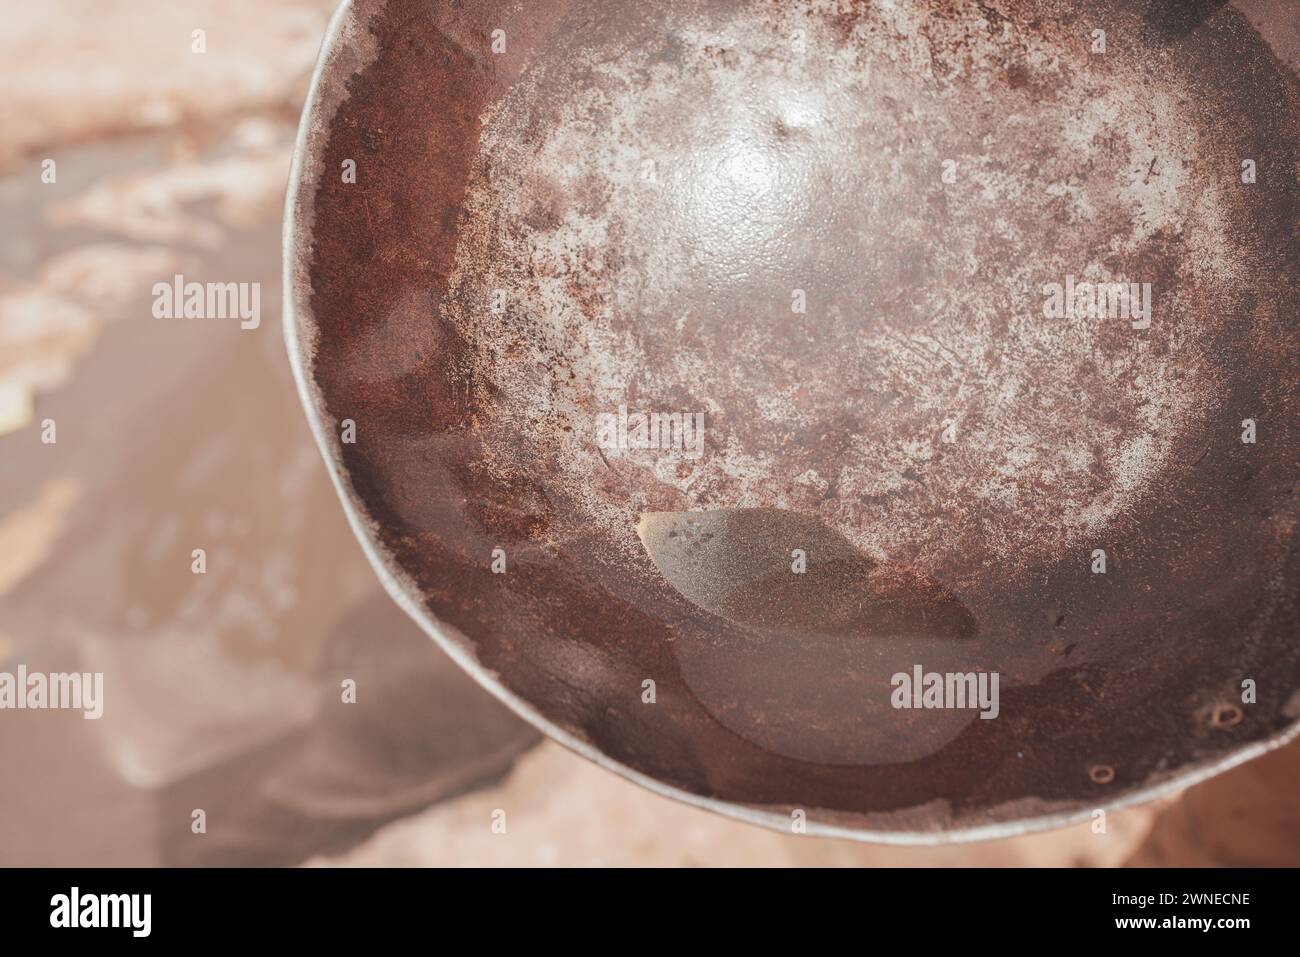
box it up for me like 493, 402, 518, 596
1, 0, 1297, 867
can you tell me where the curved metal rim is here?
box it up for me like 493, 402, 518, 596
282, 0, 1300, 847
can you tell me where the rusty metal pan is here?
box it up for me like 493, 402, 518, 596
285, 0, 1300, 842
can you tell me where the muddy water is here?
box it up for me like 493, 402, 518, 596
0, 129, 536, 866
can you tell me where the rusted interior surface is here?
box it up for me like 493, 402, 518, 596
297, 0, 1300, 835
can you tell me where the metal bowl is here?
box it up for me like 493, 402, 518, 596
285, 0, 1300, 842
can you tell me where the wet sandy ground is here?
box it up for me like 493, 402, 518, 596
0, 115, 541, 865
1, 0, 1296, 866
1, 0, 537, 866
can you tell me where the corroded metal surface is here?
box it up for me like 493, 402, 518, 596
288, 0, 1300, 839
